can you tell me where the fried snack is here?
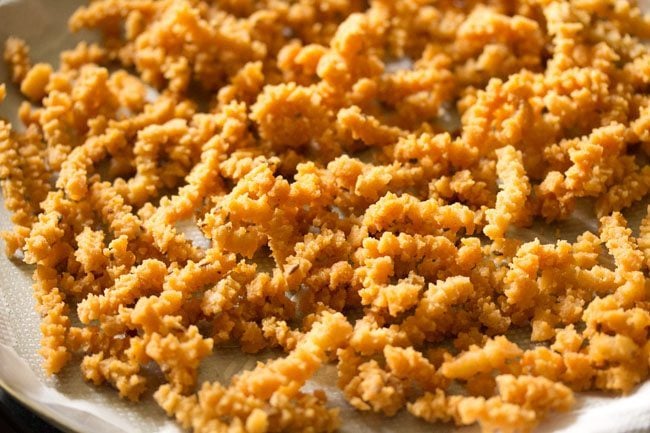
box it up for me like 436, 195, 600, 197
1, 0, 650, 432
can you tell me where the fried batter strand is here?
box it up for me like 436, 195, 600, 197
2, 0, 650, 432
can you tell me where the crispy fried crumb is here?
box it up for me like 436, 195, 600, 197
1, 0, 650, 432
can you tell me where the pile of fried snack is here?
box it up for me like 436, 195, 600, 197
2, 0, 650, 432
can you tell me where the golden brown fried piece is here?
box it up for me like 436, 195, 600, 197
1, 0, 650, 432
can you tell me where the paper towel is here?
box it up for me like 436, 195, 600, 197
0, 1, 649, 432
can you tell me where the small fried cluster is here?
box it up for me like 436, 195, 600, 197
1, 0, 650, 432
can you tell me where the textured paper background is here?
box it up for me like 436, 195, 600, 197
0, 1, 649, 432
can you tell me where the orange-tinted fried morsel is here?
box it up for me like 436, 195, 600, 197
1, 0, 650, 432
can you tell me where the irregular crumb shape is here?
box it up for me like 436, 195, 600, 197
484, 145, 530, 243
0, 0, 650, 432
20, 63, 52, 101
409, 375, 573, 433
596, 165, 650, 217
400, 276, 475, 345
440, 336, 523, 380
154, 311, 351, 432
495, 375, 574, 414
599, 212, 644, 273
250, 83, 329, 150
384, 345, 446, 392
640, 205, 650, 269
458, 375, 574, 433
407, 389, 464, 424
3, 37, 30, 83
337, 105, 404, 147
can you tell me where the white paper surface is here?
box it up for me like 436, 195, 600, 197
0, 1, 649, 432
